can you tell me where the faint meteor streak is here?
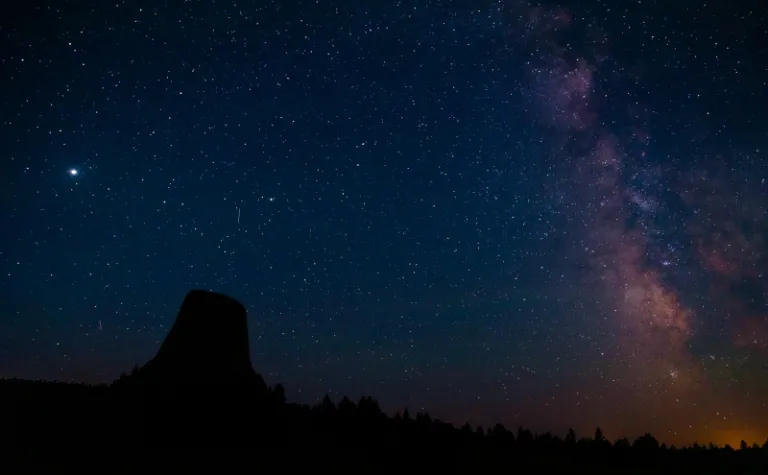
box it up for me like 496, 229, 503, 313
237, 207, 241, 225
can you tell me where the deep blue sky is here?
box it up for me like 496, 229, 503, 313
2, 0, 767, 446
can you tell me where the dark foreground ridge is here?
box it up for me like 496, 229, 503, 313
2, 290, 767, 472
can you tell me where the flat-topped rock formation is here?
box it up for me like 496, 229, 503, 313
117, 290, 267, 444
138, 289, 259, 385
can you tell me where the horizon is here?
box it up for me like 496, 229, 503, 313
2, 371, 765, 449
3, 290, 765, 450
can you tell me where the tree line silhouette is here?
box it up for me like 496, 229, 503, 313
1, 290, 765, 472
3, 374, 768, 471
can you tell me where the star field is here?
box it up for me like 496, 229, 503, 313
1, 0, 767, 447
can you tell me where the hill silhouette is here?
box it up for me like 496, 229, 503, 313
2, 289, 767, 472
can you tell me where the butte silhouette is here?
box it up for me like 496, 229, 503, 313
117, 290, 268, 444
138, 289, 260, 385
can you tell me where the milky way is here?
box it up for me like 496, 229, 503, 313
511, 0, 767, 443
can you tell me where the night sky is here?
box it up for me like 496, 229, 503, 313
2, 0, 767, 447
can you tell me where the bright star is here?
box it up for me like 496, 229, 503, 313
69, 168, 78, 176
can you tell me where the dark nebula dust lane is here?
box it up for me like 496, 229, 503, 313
1, 0, 767, 447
